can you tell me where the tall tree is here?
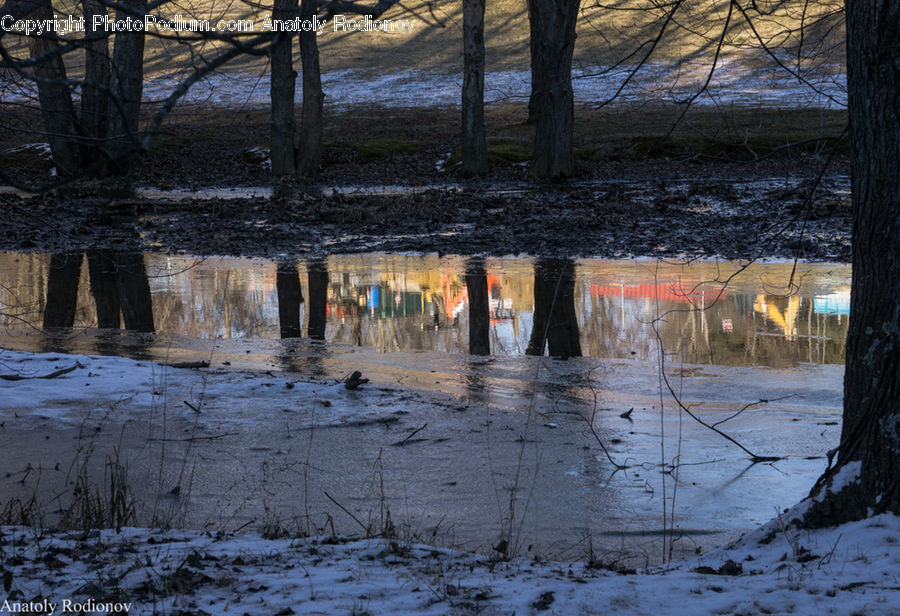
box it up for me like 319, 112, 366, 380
527, 0, 580, 179
22, 0, 82, 175
295, 0, 324, 177
81, 0, 111, 161
804, 0, 900, 525
270, 0, 300, 176
107, 0, 147, 174
461, 0, 489, 175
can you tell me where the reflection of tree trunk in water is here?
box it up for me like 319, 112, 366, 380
43, 252, 83, 328
465, 258, 490, 355
307, 259, 328, 340
526, 258, 581, 359
87, 251, 121, 328
110, 252, 154, 332
276, 261, 304, 338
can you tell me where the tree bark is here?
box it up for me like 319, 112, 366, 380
296, 0, 324, 177
804, 0, 900, 526
270, 0, 299, 176
81, 0, 111, 161
26, 0, 81, 176
461, 0, 489, 175
107, 0, 146, 174
465, 258, 491, 355
527, 0, 580, 179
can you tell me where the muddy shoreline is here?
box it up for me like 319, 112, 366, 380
1, 172, 852, 262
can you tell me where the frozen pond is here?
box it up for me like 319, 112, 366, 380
0, 252, 849, 562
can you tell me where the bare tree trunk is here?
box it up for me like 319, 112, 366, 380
461, 0, 489, 175
527, 0, 580, 179
296, 0, 323, 177
81, 0, 110, 162
465, 258, 490, 355
107, 0, 146, 174
26, 1, 81, 175
270, 0, 299, 176
804, 0, 900, 526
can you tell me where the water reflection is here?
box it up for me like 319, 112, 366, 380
307, 258, 328, 341
276, 259, 303, 338
465, 257, 490, 356
41, 250, 154, 333
42, 252, 82, 329
527, 258, 582, 359
0, 252, 850, 367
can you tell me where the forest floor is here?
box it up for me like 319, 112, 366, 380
0, 104, 852, 262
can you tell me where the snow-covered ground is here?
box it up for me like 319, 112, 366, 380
147, 59, 848, 109
2, 346, 894, 614
0, 59, 846, 110
2, 509, 898, 615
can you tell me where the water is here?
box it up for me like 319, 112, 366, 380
0, 252, 849, 561
0, 252, 849, 365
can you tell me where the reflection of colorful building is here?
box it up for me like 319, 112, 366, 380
488, 275, 515, 323
814, 292, 851, 316
754, 295, 800, 339
589, 282, 726, 303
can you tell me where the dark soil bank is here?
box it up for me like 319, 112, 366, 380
1, 173, 851, 262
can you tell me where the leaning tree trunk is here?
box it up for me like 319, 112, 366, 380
26, 0, 81, 175
804, 0, 900, 526
527, 0, 580, 179
81, 0, 111, 163
270, 0, 299, 176
295, 0, 324, 178
107, 0, 146, 174
461, 0, 489, 175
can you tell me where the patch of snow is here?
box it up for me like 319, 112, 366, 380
1, 60, 846, 110
1, 511, 897, 615
2, 142, 52, 158
829, 460, 862, 493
